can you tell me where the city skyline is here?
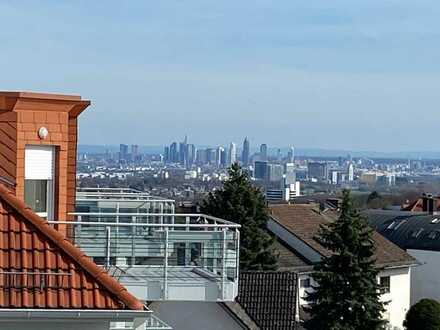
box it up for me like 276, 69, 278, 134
1, 1, 440, 151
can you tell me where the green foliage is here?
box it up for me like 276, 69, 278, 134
305, 190, 387, 330
367, 191, 388, 209
404, 299, 440, 330
201, 163, 278, 271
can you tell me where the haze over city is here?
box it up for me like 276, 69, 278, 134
1, 1, 439, 152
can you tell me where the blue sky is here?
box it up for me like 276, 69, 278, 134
0, 1, 439, 151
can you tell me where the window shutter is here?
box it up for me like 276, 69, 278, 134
25, 145, 54, 180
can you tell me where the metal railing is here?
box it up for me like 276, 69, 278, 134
49, 213, 240, 301
76, 188, 176, 217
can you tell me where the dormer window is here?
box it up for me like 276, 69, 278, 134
24, 145, 55, 219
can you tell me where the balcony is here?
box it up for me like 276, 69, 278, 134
49, 189, 240, 302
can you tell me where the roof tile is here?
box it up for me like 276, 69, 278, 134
270, 204, 416, 268
0, 184, 144, 310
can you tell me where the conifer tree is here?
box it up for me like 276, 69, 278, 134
305, 190, 386, 330
201, 163, 278, 271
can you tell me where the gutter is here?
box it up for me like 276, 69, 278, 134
0, 308, 151, 320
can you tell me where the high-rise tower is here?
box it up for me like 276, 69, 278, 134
260, 144, 268, 161
228, 142, 237, 166
242, 137, 250, 166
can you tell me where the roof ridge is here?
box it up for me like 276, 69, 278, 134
0, 184, 144, 311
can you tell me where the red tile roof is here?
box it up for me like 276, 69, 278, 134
0, 184, 144, 310
269, 204, 417, 268
402, 197, 440, 212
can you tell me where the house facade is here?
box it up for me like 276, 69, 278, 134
268, 204, 417, 330
0, 90, 243, 329
365, 208, 440, 306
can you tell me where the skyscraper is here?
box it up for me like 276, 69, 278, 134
228, 142, 237, 166
187, 144, 196, 168
260, 144, 268, 161
348, 163, 354, 181
170, 142, 179, 163
119, 144, 128, 163
254, 161, 268, 180
287, 146, 295, 163
285, 163, 296, 185
215, 147, 224, 168
131, 144, 139, 162
242, 137, 250, 166
164, 146, 170, 163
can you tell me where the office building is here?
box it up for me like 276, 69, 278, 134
254, 161, 268, 180
119, 144, 128, 163
228, 142, 237, 166
348, 162, 354, 181
285, 162, 296, 185
307, 162, 328, 181
287, 146, 295, 163
169, 142, 179, 163
268, 163, 284, 182
242, 137, 250, 166
260, 144, 268, 161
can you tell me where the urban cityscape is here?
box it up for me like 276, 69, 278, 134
2, 1, 440, 330
77, 136, 440, 210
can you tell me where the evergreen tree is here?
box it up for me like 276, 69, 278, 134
201, 163, 278, 271
305, 190, 386, 330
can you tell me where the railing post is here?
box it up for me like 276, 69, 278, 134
106, 226, 111, 268
131, 216, 136, 266
221, 228, 227, 300
163, 228, 169, 300
74, 215, 82, 246
235, 228, 240, 283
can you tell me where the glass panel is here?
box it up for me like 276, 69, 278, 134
24, 179, 48, 213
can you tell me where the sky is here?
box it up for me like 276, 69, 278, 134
0, 0, 439, 152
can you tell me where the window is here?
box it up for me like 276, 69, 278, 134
24, 146, 55, 219
300, 278, 311, 288
380, 276, 390, 294
24, 180, 48, 213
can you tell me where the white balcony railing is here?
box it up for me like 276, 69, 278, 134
49, 213, 240, 302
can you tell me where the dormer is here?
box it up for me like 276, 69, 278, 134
0, 91, 90, 222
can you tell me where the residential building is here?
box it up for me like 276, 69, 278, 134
0, 91, 242, 329
0, 91, 164, 329
267, 204, 417, 329
365, 202, 440, 305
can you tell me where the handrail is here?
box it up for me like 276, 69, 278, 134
68, 212, 239, 226
48, 220, 240, 228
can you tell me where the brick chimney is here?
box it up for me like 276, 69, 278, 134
422, 193, 437, 215
0, 91, 90, 226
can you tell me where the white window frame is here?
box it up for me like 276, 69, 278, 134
24, 145, 55, 219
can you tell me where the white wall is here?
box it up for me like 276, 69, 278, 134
150, 301, 245, 330
407, 249, 440, 305
297, 267, 411, 330
378, 267, 411, 330
0, 320, 110, 330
